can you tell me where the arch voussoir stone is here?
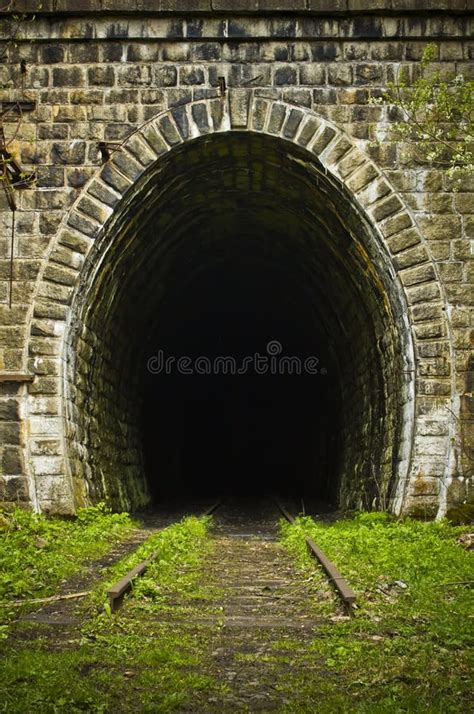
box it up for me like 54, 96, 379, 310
125, 133, 158, 167
86, 179, 122, 209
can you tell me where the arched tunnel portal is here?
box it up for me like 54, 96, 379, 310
66, 132, 413, 512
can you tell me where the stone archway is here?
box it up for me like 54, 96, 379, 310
26, 93, 451, 516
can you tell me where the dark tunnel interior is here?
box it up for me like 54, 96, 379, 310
140, 231, 341, 504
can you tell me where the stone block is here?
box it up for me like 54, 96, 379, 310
33, 456, 65, 476
310, 124, 336, 156
417, 380, 452, 397
282, 108, 303, 139
52, 67, 86, 87
299, 64, 325, 87
31, 319, 60, 338
153, 66, 178, 87
100, 163, 132, 194
210, 97, 227, 131
2, 446, 23, 474
117, 65, 152, 86
0, 400, 19, 421
327, 64, 353, 86
88, 66, 115, 86
51, 140, 86, 165
0, 423, 21, 446
41, 45, 65, 64
394, 245, 429, 270
282, 88, 312, 107
69, 44, 100, 64
438, 262, 464, 283
191, 103, 211, 133
34, 475, 72, 506
274, 66, 298, 86
336, 149, 365, 179
354, 63, 384, 85
0, 475, 29, 501
125, 134, 157, 167
141, 124, 169, 155
58, 230, 93, 256
65, 210, 99, 238
418, 356, 451, 377
44, 263, 77, 286
429, 242, 450, 261
414, 321, 446, 340
110, 150, 144, 181
267, 102, 286, 134
411, 303, 444, 323
400, 263, 436, 287
179, 66, 205, 85
251, 98, 269, 132
309, 41, 340, 60
33, 302, 69, 321
417, 215, 462, 241
29, 337, 61, 358
30, 439, 62, 456
36, 166, 65, 189
323, 136, 352, 166
230, 89, 250, 128
380, 212, 413, 237
162, 42, 191, 62
371, 195, 405, 225
296, 116, 320, 148
156, 115, 182, 145
87, 180, 120, 209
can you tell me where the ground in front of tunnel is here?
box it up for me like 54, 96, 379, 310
2, 502, 473, 713
3, 504, 345, 713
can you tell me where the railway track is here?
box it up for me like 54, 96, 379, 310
108, 496, 354, 615
12, 497, 356, 711
19, 500, 220, 626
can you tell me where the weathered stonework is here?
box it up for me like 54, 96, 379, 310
0, 1, 472, 517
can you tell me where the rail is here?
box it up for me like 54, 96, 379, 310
274, 498, 356, 614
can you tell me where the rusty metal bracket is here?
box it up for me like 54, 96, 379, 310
98, 141, 121, 164
218, 76, 227, 96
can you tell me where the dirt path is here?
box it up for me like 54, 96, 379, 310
175, 500, 337, 712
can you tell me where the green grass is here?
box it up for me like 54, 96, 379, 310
0, 515, 217, 713
90, 514, 214, 609
279, 512, 474, 712
0, 504, 135, 630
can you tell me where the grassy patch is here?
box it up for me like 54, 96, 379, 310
0, 515, 217, 713
279, 512, 474, 712
0, 504, 135, 629
90, 514, 214, 609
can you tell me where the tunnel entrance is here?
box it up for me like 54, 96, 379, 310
66, 131, 410, 513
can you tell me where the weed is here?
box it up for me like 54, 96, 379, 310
0, 504, 135, 626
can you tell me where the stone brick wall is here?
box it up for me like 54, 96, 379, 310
0, 1, 472, 517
